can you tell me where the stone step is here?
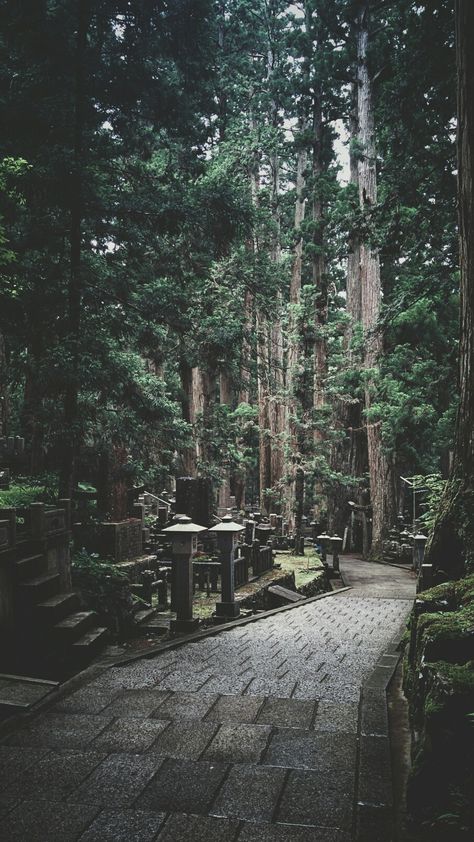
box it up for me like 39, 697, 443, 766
72, 626, 108, 659
36, 592, 81, 625
19, 573, 61, 604
267, 584, 305, 607
53, 611, 98, 642
134, 607, 157, 625
15, 554, 46, 581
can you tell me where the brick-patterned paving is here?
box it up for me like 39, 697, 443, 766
0, 558, 415, 841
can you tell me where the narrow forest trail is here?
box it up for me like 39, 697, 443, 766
0, 560, 416, 841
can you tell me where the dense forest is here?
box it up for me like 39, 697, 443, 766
0, 0, 471, 564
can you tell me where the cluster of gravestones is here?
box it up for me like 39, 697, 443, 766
0, 436, 25, 457
383, 514, 428, 572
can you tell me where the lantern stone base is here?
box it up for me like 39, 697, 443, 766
215, 601, 241, 620
170, 617, 200, 634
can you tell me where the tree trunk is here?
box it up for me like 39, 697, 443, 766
257, 316, 272, 513
312, 93, 327, 440
346, 79, 362, 338
357, 1, 394, 557
286, 123, 308, 526
218, 370, 232, 509
192, 365, 212, 469
425, 0, 474, 576
266, 34, 285, 504
22, 346, 45, 475
179, 359, 197, 476
60, 0, 89, 498
0, 331, 8, 437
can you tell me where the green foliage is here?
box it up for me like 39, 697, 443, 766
71, 549, 135, 636
0, 474, 57, 507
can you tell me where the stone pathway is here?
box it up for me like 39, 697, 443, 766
0, 558, 415, 841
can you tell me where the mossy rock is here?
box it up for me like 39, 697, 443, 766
416, 575, 474, 612
407, 661, 474, 833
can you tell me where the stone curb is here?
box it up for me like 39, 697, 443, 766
0, 586, 352, 738
354, 621, 407, 842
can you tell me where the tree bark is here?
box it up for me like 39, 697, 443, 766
60, 0, 90, 498
312, 91, 327, 446
357, 0, 394, 557
0, 331, 8, 437
425, 0, 474, 576
286, 120, 308, 526
328, 78, 367, 537
22, 345, 45, 475
218, 370, 232, 509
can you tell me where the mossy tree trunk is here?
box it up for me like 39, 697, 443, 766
425, 0, 474, 577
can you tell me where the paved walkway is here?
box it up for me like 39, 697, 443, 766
0, 558, 416, 841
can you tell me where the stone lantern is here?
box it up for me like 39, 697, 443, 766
413, 533, 428, 572
163, 515, 207, 633
317, 533, 331, 565
330, 535, 343, 572
210, 514, 245, 620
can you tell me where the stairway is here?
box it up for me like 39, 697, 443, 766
7, 542, 108, 680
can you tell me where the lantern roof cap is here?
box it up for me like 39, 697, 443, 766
163, 516, 207, 534
210, 515, 245, 533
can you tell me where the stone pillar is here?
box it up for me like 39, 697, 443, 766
413, 533, 428, 572
163, 516, 207, 633
210, 515, 244, 620
30, 502, 46, 541
330, 536, 343, 572
244, 519, 256, 545
317, 533, 331, 565
58, 498, 72, 530
0, 508, 16, 548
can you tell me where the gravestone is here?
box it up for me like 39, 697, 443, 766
175, 477, 214, 528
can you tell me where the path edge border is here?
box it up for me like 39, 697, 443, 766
355, 618, 408, 842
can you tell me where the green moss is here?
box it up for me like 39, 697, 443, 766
429, 660, 474, 694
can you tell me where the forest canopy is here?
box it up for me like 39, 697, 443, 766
0, 0, 462, 559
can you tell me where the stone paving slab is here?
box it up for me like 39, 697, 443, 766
53, 686, 120, 715
210, 763, 287, 823
78, 808, 167, 841
203, 723, 272, 764
256, 697, 316, 729
5, 712, 113, 749
313, 701, 359, 733
238, 822, 351, 841
1, 748, 106, 802
91, 717, 170, 753
69, 752, 165, 807
156, 813, 239, 841
263, 729, 357, 774
0, 800, 100, 841
0, 745, 50, 789
150, 719, 218, 760
205, 693, 265, 724
101, 689, 171, 719
137, 757, 228, 815
276, 769, 353, 829
150, 691, 218, 721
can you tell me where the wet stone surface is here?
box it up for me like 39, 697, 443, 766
203, 723, 272, 764
137, 757, 228, 815
0, 800, 100, 842
156, 812, 239, 842
78, 808, 167, 841
0, 559, 415, 841
210, 763, 287, 823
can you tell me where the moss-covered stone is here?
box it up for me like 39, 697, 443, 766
404, 577, 474, 838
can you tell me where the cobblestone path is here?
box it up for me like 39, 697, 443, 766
0, 559, 415, 841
